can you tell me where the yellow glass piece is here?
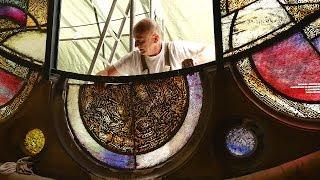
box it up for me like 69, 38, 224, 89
24, 129, 45, 156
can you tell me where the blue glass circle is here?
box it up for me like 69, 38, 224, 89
225, 127, 257, 157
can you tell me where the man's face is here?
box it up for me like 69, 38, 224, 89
134, 31, 159, 56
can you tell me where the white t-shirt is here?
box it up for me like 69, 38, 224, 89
113, 41, 215, 75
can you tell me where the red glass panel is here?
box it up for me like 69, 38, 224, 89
0, 69, 24, 105
252, 33, 320, 101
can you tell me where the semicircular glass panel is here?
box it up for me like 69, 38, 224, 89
65, 72, 203, 170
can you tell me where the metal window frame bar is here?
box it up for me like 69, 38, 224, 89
44, 0, 62, 79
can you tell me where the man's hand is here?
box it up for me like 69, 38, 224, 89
96, 66, 120, 76
96, 69, 109, 76
182, 59, 194, 68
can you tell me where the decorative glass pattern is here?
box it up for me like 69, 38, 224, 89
0, 72, 39, 121
66, 73, 203, 169
24, 128, 45, 156
282, 1, 320, 22
304, 18, 320, 39
0, 0, 48, 65
79, 76, 188, 155
237, 58, 320, 119
224, 0, 320, 119
221, 0, 320, 57
314, 36, 320, 51
0, 56, 40, 122
252, 33, 320, 101
0, 69, 24, 105
0, 0, 46, 122
226, 127, 257, 157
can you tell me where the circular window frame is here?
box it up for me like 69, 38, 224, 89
53, 69, 214, 179
225, 126, 258, 158
215, 118, 265, 175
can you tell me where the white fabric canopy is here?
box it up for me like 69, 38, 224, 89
57, 0, 214, 75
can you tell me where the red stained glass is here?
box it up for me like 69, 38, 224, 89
252, 33, 320, 102
0, 6, 27, 26
0, 69, 24, 105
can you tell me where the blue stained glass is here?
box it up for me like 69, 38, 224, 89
99, 151, 135, 169
313, 37, 320, 52
225, 127, 257, 157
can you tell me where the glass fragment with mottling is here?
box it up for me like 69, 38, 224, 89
237, 58, 320, 119
24, 128, 45, 156
0, 0, 48, 65
221, 0, 320, 58
226, 127, 257, 157
252, 33, 320, 101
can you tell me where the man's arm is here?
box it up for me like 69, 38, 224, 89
194, 43, 215, 65
96, 65, 120, 76
172, 41, 215, 65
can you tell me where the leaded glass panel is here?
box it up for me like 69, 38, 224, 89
65, 73, 203, 169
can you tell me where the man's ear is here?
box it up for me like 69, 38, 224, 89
153, 34, 160, 43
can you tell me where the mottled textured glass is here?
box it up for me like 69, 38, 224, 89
66, 73, 203, 169
226, 127, 257, 157
252, 33, 320, 101
79, 76, 188, 155
304, 17, 320, 39
222, 0, 320, 58
237, 58, 320, 119
313, 37, 320, 51
0, 69, 39, 122
24, 128, 45, 156
229, 0, 257, 13
0, 0, 48, 65
67, 87, 135, 169
0, 69, 24, 105
284, 3, 320, 22
0, 0, 45, 122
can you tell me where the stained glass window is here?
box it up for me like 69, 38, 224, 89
222, 0, 319, 58
222, 0, 320, 119
0, 0, 48, 122
226, 126, 257, 157
0, 56, 39, 122
0, 0, 48, 65
65, 73, 203, 170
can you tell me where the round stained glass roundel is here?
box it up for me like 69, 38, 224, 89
225, 127, 257, 157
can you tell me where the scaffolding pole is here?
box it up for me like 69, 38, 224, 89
107, 2, 131, 64
87, 0, 117, 75
129, 0, 135, 51
150, 0, 153, 18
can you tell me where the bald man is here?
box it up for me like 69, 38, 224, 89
97, 18, 215, 76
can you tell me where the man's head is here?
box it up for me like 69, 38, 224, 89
133, 18, 162, 56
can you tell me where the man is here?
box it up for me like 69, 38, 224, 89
97, 18, 215, 76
